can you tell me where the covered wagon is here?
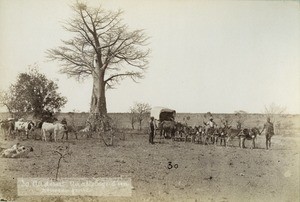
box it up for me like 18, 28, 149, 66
150, 107, 176, 138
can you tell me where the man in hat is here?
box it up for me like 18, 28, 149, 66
149, 117, 156, 144
206, 117, 217, 129
261, 117, 275, 150
203, 117, 218, 143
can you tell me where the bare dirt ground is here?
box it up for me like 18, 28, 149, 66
0, 131, 299, 202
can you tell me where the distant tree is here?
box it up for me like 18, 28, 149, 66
0, 67, 67, 119
205, 112, 212, 118
264, 103, 286, 118
47, 2, 150, 131
129, 110, 138, 129
219, 114, 233, 127
130, 102, 151, 130
0, 91, 13, 116
264, 103, 287, 134
234, 110, 248, 129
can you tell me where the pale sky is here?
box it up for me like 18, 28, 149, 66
0, 0, 299, 114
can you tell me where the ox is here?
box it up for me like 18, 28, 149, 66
0, 119, 15, 139
1, 143, 33, 158
14, 120, 35, 139
41, 122, 66, 142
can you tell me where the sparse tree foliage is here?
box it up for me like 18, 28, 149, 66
129, 111, 138, 129
0, 67, 67, 119
0, 91, 13, 116
234, 110, 248, 129
220, 114, 233, 127
47, 2, 150, 129
264, 103, 287, 134
264, 103, 286, 118
130, 102, 151, 130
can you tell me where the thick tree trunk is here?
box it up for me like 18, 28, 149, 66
131, 118, 135, 129
139, 120, 142, 130
86, 66, 111, 133
89, 70, 107, 115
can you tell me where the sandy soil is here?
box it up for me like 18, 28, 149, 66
0, 132, 299, 202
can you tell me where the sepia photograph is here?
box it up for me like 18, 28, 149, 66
0, 0, 299, 201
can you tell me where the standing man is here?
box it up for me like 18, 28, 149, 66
261, 117, 275, 150
149, 117, 156, 144
61, 117, 68, 140
203, 117, 218, 144
206, 117, 217, 129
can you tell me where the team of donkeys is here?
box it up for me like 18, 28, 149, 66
158, 120, 262, 149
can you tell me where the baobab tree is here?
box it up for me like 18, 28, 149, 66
47, 2, 150, 130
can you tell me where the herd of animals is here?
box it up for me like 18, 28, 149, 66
0, 116, 273, 158
157, 118, 267, 149
0, 118, 72, 142
0, 117, 80, 158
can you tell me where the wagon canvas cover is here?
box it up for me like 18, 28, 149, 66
150, 107, 176, 121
